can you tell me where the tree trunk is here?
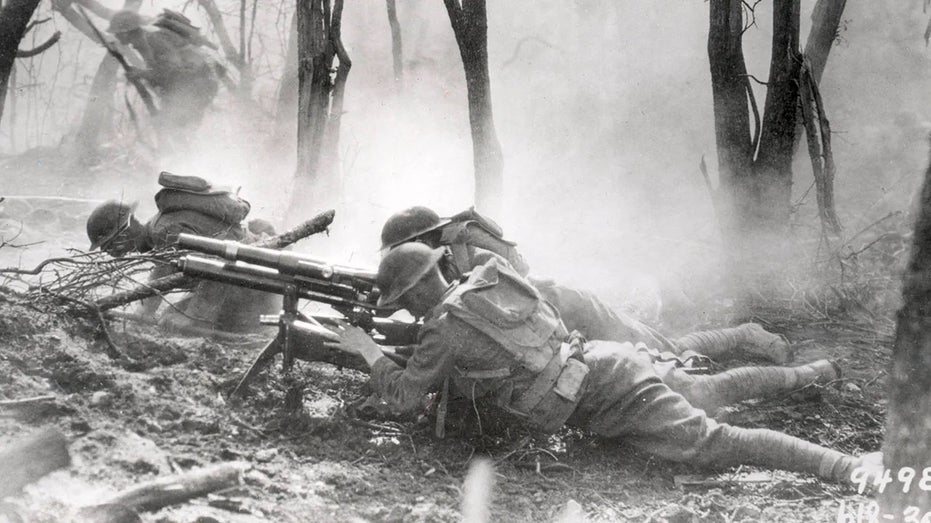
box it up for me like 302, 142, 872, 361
386, 0, 403, 85
0, 0, 42, 126
803, 0, 846, 85
751, 0, 801, 229
708, 0, 754, 239
274, 13, 299, 137
198, 0, 253, 98
295, 0, 331, 186
879, 150, 931, 516
291, 0, 349, 217
443, 0, 504, 216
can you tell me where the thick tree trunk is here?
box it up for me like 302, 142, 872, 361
0, 0, 42, 126
443, 0, 504, 216
752, 0, 801, 228
295, 0, 332, 185
880, 151, 931, 516
708, 0, 754, 238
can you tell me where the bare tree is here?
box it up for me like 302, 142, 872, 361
880, 147, 931, 516
291, 0, 351, 215
197, 0, 254, 98
443, 0, 503, 216
707, 0, 846, 281
0, 0, 43, 126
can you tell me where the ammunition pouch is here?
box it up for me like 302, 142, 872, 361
506, 331, 589, 432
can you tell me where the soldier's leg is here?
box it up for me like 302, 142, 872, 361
535, 282, 678, 351
575, 343, 858, 483
623, 380, 858, 482
673, 323, 792, 364
661, 360, 840, 413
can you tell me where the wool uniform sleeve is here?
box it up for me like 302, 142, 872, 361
370, 321, 456, 414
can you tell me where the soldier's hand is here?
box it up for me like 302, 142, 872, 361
323, 320, 383, 366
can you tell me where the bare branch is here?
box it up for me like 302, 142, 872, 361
16, 31, 61, 58
24, 17, 51, 34
501, 36, 554, 69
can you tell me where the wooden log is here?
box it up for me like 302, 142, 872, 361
104, 462, 248, 513
0, 395, 56, 408
0, 428, 71, 498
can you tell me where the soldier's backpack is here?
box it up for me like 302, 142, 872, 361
439, 208, 531, 277
153, 9, 218, 50
154, 171, 250, 225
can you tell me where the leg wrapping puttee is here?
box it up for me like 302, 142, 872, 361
691, 424, 859, 482
664, 360, 840, 412
673, 323, 792, 364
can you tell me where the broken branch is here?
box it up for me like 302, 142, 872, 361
15, 31, 61, 58
104, 462, 249, 513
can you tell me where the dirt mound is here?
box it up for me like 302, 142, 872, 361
0, 296, 885, 522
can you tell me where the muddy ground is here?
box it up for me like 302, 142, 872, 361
0, 154, 890, 522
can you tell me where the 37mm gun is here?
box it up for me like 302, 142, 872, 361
176, 233, 418, 402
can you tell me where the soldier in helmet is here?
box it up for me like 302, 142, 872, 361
61, 0, 220, 133
85, 173, 276, 333
379, 206, 792, 367
324, 243, 878, 486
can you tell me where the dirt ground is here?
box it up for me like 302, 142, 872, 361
0, 153, 891, 522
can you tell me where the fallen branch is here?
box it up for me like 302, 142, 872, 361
0, 428, 71, 498
94, 272, 190, 312
103, 461, 249, 513
0, 395, 55, 408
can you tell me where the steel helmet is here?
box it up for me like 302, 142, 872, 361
380, 206, 452, 252
86, 200, 135, 250
376, 243, 445, 307
108, 10, 144, 34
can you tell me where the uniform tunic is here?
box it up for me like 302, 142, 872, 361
135, 28, 218, 129
141, 209, 276, 332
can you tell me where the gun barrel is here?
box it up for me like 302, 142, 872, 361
177, 233, 376, 289
177, 255, 373, 310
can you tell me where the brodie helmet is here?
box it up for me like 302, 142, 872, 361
379, 206, 451, 252
107, 10, 145, 34
86, 200, 135, 251
376, 242, 445, 307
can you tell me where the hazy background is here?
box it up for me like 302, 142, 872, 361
2, 0, 929, 315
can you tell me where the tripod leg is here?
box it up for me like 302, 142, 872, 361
229, 337, 281, 398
